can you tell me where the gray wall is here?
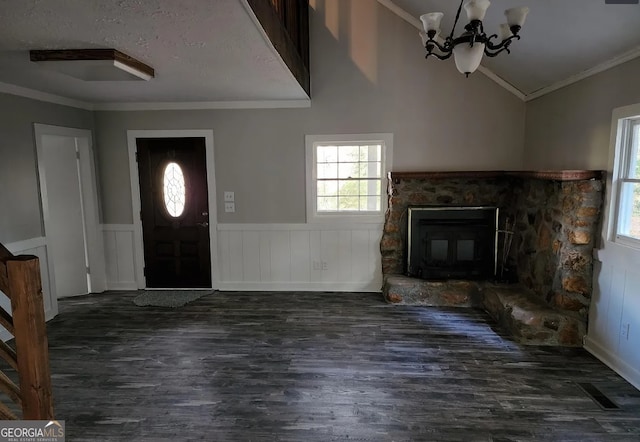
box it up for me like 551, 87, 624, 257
94, 0, 525, 225
524, 57, 640, 170
0, 93, 94, 243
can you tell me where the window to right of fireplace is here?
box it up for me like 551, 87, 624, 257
611, 112, 640, 249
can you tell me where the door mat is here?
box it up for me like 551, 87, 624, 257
133, 291, 213, 308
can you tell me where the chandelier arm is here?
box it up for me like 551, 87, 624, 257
486, 34, 520, 52
426, 38, 453, 54
426, 52, 453, 61
484, 47, 511, 57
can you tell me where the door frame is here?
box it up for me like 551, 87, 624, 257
127, 130, 218, 289
34, 123, 107, 303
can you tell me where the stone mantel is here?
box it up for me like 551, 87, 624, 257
389, 170, 604, 183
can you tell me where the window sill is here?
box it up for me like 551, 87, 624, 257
307, 213, 385, 224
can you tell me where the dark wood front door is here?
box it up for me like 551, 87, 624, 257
136, 137, 211, 288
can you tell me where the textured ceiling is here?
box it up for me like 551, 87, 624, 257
0, 0, 308, 105
1, 1, 638, 105
391, 0, 640, 95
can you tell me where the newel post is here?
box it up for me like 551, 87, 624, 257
7, 255, 54, 420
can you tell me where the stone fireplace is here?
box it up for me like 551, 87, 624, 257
380, 170, 605, 346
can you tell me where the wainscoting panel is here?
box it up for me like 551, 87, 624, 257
586, 243, 640, 390
1, 237, 54, 341
102, 225, 137, 290
216, 224, 384, 292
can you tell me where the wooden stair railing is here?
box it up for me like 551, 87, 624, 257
0, 242, 54, 420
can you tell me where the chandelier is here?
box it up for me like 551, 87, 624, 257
419, 0, 529, 76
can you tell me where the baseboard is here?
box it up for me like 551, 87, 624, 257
214, 281, 383, 293
105, 281, 138, 291
584, 335, 640, 391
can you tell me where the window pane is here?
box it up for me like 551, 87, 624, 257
317, 145, 337, 163
364, 161, 382, 178
339, 196, 359, 210
361, 144, 381, 161
338, 180, 360, 196
163, 162, 186, 217
359, 180, 381, 195
630, 123, 640, 178
359, 195, 380, 211
338, 145, 360, 162
618, 181, 640, 239
338, 162, 360, 179
318, 196, 338, 211
317, 163, 338, 179
317, 180, 338, 196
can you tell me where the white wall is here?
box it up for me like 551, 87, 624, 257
524, 59, 640, 389
102, 224, 137, 290
216, 223, 382, 292
587, 244, 640, 390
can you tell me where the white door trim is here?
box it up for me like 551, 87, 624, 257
126, 130, 219, 289
33, 123, 107, 302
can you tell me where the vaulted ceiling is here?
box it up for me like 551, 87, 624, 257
0, 0, 638, 108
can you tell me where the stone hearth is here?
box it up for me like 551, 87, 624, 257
381, 170, 604, 346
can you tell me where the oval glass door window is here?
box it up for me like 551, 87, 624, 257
163, 162, 186, 217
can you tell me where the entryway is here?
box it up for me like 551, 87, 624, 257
127, 130, 218, 289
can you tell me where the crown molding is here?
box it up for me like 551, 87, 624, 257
524, 45, 640, 102
0, 81, 311, 111
376, 0, 526, 101
93, 100, 311, 111
0, 81, 94, 110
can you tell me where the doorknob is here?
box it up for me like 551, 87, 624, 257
197, 222, 209, 227
202, 211, 208, 216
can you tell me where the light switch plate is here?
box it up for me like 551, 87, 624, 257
224, 202, 235, 213
224, 191, 235, 202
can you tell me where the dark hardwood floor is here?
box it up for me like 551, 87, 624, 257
42, 291, 640, 441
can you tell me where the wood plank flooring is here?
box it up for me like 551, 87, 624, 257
41, 291, 640, 441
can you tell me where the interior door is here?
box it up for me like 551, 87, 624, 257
136, 137, 211, 288
39, 134, 90, 298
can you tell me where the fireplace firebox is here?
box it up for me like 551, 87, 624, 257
407, 206, 498, 280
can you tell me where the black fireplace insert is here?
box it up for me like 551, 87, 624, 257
406, 206, 498, 280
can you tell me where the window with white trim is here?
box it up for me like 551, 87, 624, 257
306, 134, 393, 222
613, 115, 640, 247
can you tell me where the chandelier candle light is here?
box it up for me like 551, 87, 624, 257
419, 0, 529, 76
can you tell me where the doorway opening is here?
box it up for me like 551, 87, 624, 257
127, 130, 218, 289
